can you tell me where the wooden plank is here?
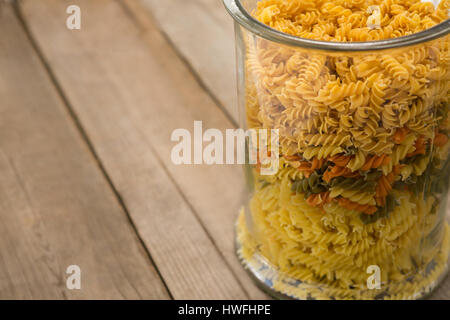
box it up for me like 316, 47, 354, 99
137, 0, 238, 123
0, 4, 169, 299
18, 0, 250, 299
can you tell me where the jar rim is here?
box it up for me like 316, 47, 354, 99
223, 0, 450, 51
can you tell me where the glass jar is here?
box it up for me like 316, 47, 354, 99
224, 0, 450, 300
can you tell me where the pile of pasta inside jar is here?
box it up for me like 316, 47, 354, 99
229, 0, 450, 299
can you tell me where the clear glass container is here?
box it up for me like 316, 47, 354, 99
224, 0, 450, 300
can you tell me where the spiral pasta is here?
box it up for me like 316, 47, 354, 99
236, 0, 450, 300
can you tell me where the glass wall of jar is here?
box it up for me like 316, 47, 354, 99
225, 0, 450, 300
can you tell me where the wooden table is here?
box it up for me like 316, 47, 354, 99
0, 0, 448, 299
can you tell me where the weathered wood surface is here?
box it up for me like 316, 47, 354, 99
17, 0, 262, 299
0, 3, 169, 299
138, 0, 238, 122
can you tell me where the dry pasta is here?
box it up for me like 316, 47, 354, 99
236, 0, 450, 300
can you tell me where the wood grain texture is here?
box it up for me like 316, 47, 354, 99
0, 4, 169, 299
138, 0, 238, 122
18, 0, 252, 299
133, 0, 450, 300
